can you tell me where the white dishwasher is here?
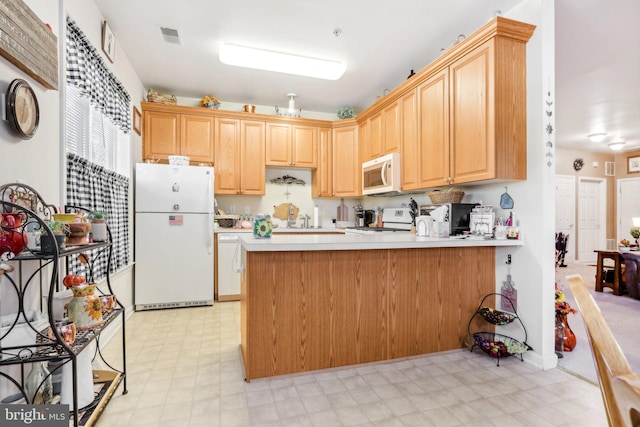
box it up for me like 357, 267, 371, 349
217, 233, 244, 301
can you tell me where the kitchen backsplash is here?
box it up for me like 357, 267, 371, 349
215, 168, 517, 229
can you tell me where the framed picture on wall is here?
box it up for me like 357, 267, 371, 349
628, 155, 640, 174
102, 21, 116, 63
133, 106, 141, 135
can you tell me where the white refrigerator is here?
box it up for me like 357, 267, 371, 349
134, 163, 214, 310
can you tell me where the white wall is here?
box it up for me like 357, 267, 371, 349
0, 0, 145, 320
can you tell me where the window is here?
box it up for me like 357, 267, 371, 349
65, 16, 131, 278
66, 85, 130, 177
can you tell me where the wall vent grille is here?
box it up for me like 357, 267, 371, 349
160, 27, 182, 44
605, 161, 615, 176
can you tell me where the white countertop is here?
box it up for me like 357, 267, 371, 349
239, 232, 524, 252
216, 227, 344, 234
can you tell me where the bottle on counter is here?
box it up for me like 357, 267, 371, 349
337, 198, 348, 222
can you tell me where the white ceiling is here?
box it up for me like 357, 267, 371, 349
555, 0, 640, 153
93, 0, 640, 153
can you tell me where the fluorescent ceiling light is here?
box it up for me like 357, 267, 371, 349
608, 138, 625, 151
588, 132, 607, 143
219, 44, 346, 80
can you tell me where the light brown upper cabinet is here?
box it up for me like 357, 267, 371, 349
421, 36, 528, 186
311, 127, 332, 197
313, 123, 359, 198
362, 101, 400, 162
266, 123, 317, 168
359, 17, 534, 189
142, 103, 214, 165
332, 124, 360, 197
418, 68, 450, 188
400, 89, 419, 190
214, 118, 265, 195
181, 114, 215, 165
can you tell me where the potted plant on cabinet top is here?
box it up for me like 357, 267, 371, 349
89, 212, 108, 242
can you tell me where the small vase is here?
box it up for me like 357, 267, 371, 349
555, 312, 576, 352
91, 219, 108, 242
68, 284, 103, 330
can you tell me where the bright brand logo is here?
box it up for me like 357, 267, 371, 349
4, 407, 46, 424
1, 405, 67, 426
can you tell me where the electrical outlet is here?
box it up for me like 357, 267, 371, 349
323, 207, 328, 215
229, 205, 236, 214
244, 206, 251, 214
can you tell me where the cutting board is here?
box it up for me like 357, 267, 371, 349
273, 203, 299, 221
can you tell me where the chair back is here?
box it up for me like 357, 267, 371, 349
566, 274, 640, 427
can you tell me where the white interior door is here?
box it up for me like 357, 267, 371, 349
577, 178, 606, 263
617, 178, 640, 244
555, 175, 576, 263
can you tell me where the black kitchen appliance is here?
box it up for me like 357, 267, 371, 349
364, 210, 376, 227
419, 202, 479, 235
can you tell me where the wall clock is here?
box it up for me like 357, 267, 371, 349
5, 79, 40, 139
573, 158, 584, 171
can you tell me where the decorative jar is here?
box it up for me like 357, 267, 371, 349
67, 284, 103, 330
0, 213, 27, 257
253, 214, 272, 238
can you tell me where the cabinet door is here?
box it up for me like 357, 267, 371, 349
143, 111, 180, 162
383, 101, 400, 154
240, 120, 266, 195
181, 114, 215, 165
214, 118, 240, 194
333, 126, 359, 197
418, 68, 450, 188
292, 125, 317, 168
358, 120, 369, 165
449, 42, 495, 183
400, 90, 419, 190
367, 113, 383, 161
312, 127, 332, 197
266, 123, 292, 166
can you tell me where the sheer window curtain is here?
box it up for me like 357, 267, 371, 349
65, 16, 131, 278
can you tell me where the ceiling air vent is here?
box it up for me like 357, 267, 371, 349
160, 27, 182, 45
605, 161, 615, 176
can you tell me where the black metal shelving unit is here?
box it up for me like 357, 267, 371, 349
0, 183, 127, 427
466, 292, 532, 366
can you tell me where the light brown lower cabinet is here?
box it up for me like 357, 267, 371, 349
241, 246, 494, 380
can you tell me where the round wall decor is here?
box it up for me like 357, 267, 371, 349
5, 79, 40, 139
573, 158, 584, 171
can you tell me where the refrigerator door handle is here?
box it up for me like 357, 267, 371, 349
208, 215, 213, 254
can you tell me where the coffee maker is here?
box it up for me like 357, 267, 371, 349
364, 210, 376, 227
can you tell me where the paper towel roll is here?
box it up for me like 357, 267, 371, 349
313, 206, 319, 228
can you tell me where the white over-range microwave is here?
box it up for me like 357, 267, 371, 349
362, 152, 401, 196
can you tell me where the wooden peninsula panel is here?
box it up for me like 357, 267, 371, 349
241, 246, 495, 380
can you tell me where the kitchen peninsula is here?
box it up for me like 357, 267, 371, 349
239, 234, 522, 380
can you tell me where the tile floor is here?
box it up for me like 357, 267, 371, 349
98, 302, 607, 427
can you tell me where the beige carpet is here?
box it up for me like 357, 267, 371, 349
556, 262, 640, 383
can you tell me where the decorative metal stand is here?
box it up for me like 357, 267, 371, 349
0, 183, 127, 427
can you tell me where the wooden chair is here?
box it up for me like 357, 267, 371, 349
566, 274, 640, 427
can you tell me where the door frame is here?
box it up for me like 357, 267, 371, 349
617, 177, 640, 244
555, 174, 576, 263
577, 177, 607, 262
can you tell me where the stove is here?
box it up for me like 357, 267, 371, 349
344, 208, 413, 234
381, 208, 413, 230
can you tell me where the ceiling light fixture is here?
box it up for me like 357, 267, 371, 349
588, 132, 607, 143
608, 137, 626, 151
219, 44, 346, 80
275, 93, 301, 118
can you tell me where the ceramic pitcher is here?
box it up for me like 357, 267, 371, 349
67, 284, 103, 330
